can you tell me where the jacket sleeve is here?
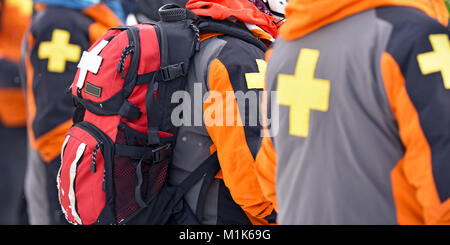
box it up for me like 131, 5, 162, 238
381, 25, 450, 224
255, 126, 278, 212
0, 59, 27, 128
0, 0, 30, 128
25, 18, 90, 163
255, 48, 278, 212
203, 57, 274, 223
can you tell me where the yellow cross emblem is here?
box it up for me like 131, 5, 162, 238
38, 29, 81, 73
245, 59, 267, 89
277, 48, 330, 138
417, 34, 450, 89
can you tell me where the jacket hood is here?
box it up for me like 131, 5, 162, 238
280, 0, 449, 41
186, 0, 281, 38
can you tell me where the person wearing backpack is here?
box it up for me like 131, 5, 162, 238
166, 0, 286, 225
0, 0, 31, 225
20, 0, 123, 225
257, 0, 450, 224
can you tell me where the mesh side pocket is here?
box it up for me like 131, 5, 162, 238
148, 158, 169, 195
113, 126, 172, 223
113, 128, 139, 223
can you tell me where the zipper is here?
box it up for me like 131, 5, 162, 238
76, 121, 114, 192
117, 44, 135, 79
189, 23, 201, 52
153, 23, 167, 67
91, 142, 103, 173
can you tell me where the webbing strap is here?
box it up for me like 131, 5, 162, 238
178, 152, 220, 199
130, 144, 172, 209
118, 101, 141, 122
115, 143, 171, 163
195, 154, 220, 220
136, 62, 187, 86
73, 91, 124, 116
74, 93, 141, 122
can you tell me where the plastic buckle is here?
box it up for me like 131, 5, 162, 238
152, 144, 171, 163
160, 63, 185, 81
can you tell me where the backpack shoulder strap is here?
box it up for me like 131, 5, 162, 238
195, 19, 268, 52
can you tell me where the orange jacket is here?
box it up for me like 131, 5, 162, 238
280, 0, 448, 41
0, 0, 32, 128
176, 0, 279, 224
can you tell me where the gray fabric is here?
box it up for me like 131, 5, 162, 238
266, 9, 403, 224
0, 123, 27, 225
25, 146, 68, 225
25, 145, 51, 225
169, 37, 227, 225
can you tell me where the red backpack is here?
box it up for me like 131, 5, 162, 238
57, 4, 268, 225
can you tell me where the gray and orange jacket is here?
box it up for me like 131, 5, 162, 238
21, 3, 122, 163
168, 0, 279, 225
0, 0, 31, 128
257, 0, 450, 224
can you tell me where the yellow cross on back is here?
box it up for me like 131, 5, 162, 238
277, 48, 330, 138
38, 29, 81, 73
245, 59, 267, 89
417, 34, 450, 89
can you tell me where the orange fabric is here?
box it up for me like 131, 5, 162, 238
83, 3, 123, 44
200, 32, 223, 42
215, 170, 223, 179
255, 131, 278, 212
34, 2, 47, 12
186, 0, 280, 39
250, 28, 273, 42
0, 89, 27, 128
34, 120, 73, 163
281, 0, 449, 41
245, 211, 270, 225
83, 3, 122, 30
0, 0, 31, 62
265, 49, 273, 68
0, 0, 31, 128
254, 48, 278, 212
204, 58, 274, 224
255, 67, 277, 211
381, 52, 450, 224
210, 143, 217, 154
24, 33, 39, 156
391, 161, 424, 225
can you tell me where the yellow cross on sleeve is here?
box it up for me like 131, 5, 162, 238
38, 29, 82, 73
277, 48, 331, 138
417, 34, 450, 89
245, 59, 267, 89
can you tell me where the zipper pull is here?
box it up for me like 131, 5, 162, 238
102, 169, 107, 191
91, 142, 102, 173
117, 44, 135, 79
189, 23, 200, 52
